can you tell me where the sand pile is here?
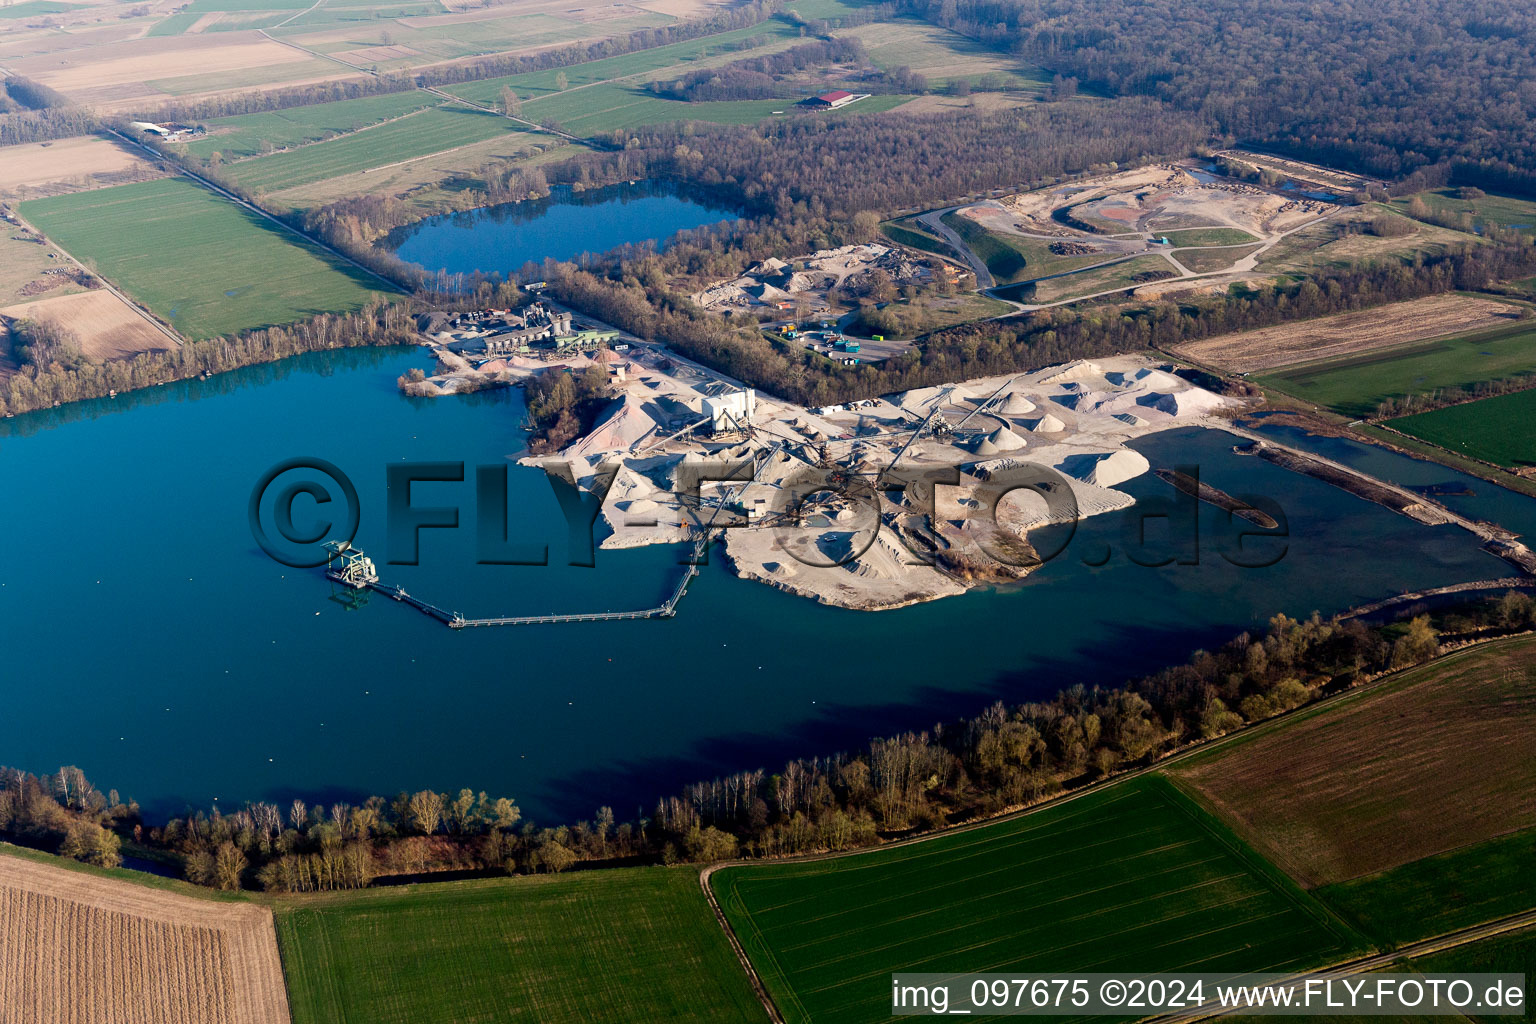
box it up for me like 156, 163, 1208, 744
1060, 449, 1151, 488
563, 394, 660, 458
1025, 413, 1066, 433
998, 393, 1036, 415
1149, 389, 1228, 417
983, 426, 1026, 452
1039, 360, 1102, 383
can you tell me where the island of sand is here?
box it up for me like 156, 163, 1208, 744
505, 348, 1239, 611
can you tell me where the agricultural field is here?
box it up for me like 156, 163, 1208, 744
180, 91, 444, 161
270, 134, 572, 210
276, 866, 765, 1024
1392, 188, 1536, 238
1255, 316, 1536, 417
221, 105, 524, 193
268, 4, 675, 66
1, 288, 179, 361
1388, 388, 1536, 467
442, 19, 806, 106
715, 775, 1363, 1024
0, 134, 159, 197
1170, 635, 1536, 888
1409, 925, 1536, 1001
19, 178, 390, 340
1314, 828, 1536, 947
1173, 293, 1528, 374
0, 844, 289, 1024
838, 18, 1052, 90
520, 83, 909, 137
6, 33, 328, 108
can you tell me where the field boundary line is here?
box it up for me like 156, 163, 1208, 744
698, 631, 1536, 1024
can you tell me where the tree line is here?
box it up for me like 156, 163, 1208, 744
6, 593, 1534, 886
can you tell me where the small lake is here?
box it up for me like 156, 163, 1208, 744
390, 181, 741, 274
0, 351, 1523, 825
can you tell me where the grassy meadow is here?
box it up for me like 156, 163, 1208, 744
181, 92, 443, 161
715, 775, 1363, 1024
223, 106, 523, 193
19, 179, 389, 340
1257, 322, 1536, 417
1392, 188, 1536, 237
1160, 227, 1260, 246
275, 867, 766, 1024
1387, 388, 1536, 467
1314, 829, 1536, 947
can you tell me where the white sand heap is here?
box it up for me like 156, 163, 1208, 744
1060, 449, 1151, 488
1038, 360, 1102, 383
1025, 413, 1066, 433
979, 425, 1026, 452
1149, 389, 1229, 416
998, 393, 1037, 415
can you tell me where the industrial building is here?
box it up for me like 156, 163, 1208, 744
702, 389, 757, 434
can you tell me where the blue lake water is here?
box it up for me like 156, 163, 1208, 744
0, 350, 1520, 824
390, 181, 740, 275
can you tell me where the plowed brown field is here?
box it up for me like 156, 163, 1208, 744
0, 851, 289, 1024
1170, 293, 1524, 372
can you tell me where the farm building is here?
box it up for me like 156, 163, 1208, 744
800, 90, 858, 110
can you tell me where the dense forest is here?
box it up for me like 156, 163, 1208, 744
4, 594, 1533, 888
907, 0, 1536, 193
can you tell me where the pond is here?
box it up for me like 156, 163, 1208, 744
390, 180, 742, 275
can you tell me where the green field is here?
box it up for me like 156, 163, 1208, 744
224, 105, 520, 192
715, 775, 1364, 1024
183, 92, 443, 161
1161, 227, 1259, 246
1409, 925, 1536, 1020
519, 84, 908, 137
1394, 188, 1536, 237
19, 179, 389, 340
1257, 322, 1536, 418
444, 21, 804, 106
1316, 829, 1536, 947
1388, 388, 1536, 467
276, 867, 766, 1024
0, 0, 70, 16
183, 0, 309, 11
146, 11, 203, 34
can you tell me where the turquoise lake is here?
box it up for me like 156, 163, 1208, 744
390, 181, 741, 275
0, 348, 1521, 824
